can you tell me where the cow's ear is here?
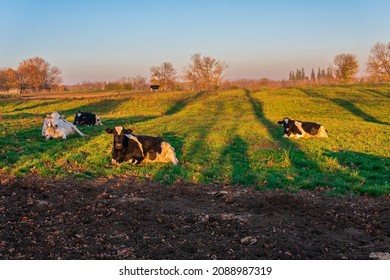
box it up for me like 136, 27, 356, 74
106, 128, 114, 134
124, 128, 133, 134
156, 137, 163, 143
46, 114, 52, 119
59, 115, 66, 119
277, 121, 283, 124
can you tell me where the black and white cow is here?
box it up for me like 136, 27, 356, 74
106, 126, 178, 165
73, 110, 103, 126
277, 117, 328, 138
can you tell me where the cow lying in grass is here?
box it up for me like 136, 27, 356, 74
73, 110, 103, 126
106, 126, 178, 165
277, 117, 328, 138
42, 112, 87, 140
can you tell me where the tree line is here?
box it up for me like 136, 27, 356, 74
288, 42, 390, 84
1, 42, 390, 93
0, 53, 228, 93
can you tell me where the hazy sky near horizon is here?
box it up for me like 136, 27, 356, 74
1, 0, 389, 84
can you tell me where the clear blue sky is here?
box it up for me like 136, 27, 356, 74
1, 0, 389, 84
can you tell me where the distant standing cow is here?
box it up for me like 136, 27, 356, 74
150, 85, 160, 91
277, 117, 328, 138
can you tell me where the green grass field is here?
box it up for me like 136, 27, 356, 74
1, 84, 389, 196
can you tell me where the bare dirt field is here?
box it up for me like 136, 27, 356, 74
1, 174, 389, 260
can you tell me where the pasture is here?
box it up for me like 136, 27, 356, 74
1, 84, 389, 196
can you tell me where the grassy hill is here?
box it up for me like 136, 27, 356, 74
1, 84, 389, 196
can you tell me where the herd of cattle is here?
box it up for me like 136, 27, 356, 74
42, 111, 179, 165
41, 111, 328, 166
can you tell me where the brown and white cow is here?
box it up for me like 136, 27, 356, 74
277, 117, 328, 138
42, 112, 87, 140
106, 126, 178, 165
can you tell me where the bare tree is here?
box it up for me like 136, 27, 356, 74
150, 62, 177, 91
367, 42, 390, 81
333, 53, 359, 83
0, 68, 18, 92
17, 57, 62, 92
131, 75, 147, 90
184, 53, 228, 90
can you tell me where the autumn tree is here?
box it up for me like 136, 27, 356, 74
150, 62, 177, 91
17, 57, 62, 93
333, 53, 359, 83
0, 68, 18, 92
184, 53, 228, 90
367, 42, 390, 81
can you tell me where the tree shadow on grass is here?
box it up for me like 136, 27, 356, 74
245, 89, 327, 190
13, 100, 60, 112
300, 88, 390, 126
221, 135, 257, 185
164, 91, 207, 116
358, 88, 390, 99
104, 115, 160, 128
323, 150, 390, 196
151, 99, 225, 184
1, 112, 44, 120
5, 99, 132, 126
59, 99, 131, 118
331, 98, 390, 126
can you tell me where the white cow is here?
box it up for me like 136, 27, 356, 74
42, 112, 87, 140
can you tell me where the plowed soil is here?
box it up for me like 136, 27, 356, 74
0, 174, 389, 259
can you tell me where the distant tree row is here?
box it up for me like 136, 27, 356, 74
0, 57, 62, 93
288, 42, 390, 84
2, 42, 389, 93
64, 76, 149, 92
1, 53, 228, 93
289, 53, 358, 84
290, 67, 334, 82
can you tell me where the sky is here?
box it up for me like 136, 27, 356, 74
1, 0, 390, 84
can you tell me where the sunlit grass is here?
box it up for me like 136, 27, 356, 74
0, 85, 389, 196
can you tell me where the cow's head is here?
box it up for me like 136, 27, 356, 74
106, 126, 133, 150
74, 110, 89, 126
45, 112, 65, 130
277, 117, 294, 137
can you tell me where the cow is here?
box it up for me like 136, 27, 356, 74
42, 112, 87, 140
105, 126, 178, 165
150, 85, 160, 91
277, 117, 328, 138
73, 110, 103, 126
